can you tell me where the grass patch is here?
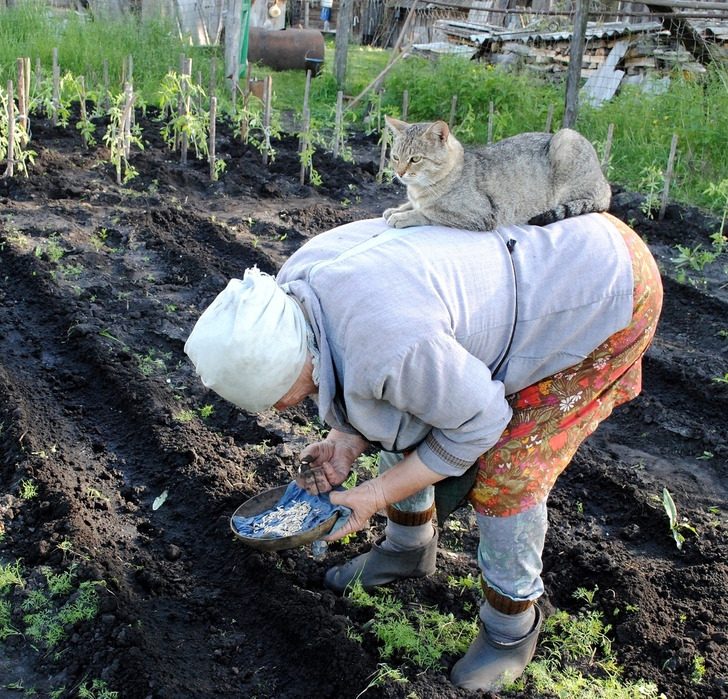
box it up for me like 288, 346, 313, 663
346, 581, 476, 670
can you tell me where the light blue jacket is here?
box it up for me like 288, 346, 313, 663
278, 214, 633, 478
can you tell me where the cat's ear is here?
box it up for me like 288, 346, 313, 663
425, 120, 450, 142
385, 115, 408, 134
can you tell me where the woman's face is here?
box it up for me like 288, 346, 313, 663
273, 354, 316, 410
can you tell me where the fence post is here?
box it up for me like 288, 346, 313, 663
601, 123, 614, 176
334, 0, 354, 89
659, 134, 679, 221
564, 0, 588, 128
448, 95, 458, 130
545, 104, 554, 133
3, 80, 15, 178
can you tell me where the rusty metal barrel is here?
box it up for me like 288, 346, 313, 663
248, 28, 325, 74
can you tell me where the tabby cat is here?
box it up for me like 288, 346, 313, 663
383, 116, 611, 231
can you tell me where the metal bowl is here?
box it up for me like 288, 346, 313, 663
230, 484, 339, 552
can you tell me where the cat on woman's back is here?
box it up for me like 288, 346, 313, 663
383, 116, 611, 231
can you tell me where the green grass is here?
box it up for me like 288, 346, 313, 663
0, 3, 726, 214
0, 2, 195, 105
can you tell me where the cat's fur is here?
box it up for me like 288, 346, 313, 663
383, 116, 611, 230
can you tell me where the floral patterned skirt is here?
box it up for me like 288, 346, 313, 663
469, 214, 663, 517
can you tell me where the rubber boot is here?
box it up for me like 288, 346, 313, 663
451, 588, 542, 691
324, 505, 437, 594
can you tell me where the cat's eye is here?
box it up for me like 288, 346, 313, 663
391, 154, 400, 162
410, 155, 422, 163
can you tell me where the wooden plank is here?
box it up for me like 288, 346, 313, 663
581, 39, 629, 106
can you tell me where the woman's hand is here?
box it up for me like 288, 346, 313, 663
324, 478, 387, 542
297, 428, 368, 494
325, 451, 446, 542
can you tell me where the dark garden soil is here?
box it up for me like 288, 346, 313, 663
0, 108, 726, 699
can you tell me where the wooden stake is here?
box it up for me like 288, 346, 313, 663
122, 82, 133, 161
402, 89, 409, 121
333, 90, 344, 158
602, 123, 615, 175
79, 75, 89, 146
181, 57, 192, 165
52, 48, 60, 127
487, 101, 494, 144
3, 80, 15, 178
659, 134, 679, 221
299, 105, 310, 185
545, 104, 554, 133
197, 70, 203, 113
564, 0, 589, 128
23, 57, 30, 113
16, 59, 27, 131
448, 95, 458, 130
299, 69, 312, 153
34, 57, 42, 97
209, 57, 217, 100
116, 83, 136, 185
102, 59, 110, 112
240, 74, 251, 143
377, 129, 390, 184
262, 75, 273, 167
209, 95, 218, 181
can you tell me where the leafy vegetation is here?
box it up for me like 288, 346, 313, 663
0, 557, 112, 695
0, 4, 725, 214
518, 604, 666, 698
662, 488, 698, 550
346, 580, 476, 670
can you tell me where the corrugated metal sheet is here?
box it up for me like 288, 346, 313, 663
455, 20, 666, 46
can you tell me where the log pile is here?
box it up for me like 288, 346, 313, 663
433, 20, 726, 78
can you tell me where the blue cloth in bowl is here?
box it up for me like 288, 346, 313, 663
232, 481, 350, 539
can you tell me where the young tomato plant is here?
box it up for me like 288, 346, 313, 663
158, 71, 210, 161
0, 84, 36, 177
102, 89, 143, 185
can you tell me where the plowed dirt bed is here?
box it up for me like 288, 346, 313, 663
0, 110, 726, 699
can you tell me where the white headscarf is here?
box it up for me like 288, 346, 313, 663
184, 267, 308, 413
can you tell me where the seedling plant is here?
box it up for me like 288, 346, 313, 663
662, 488, 697, 550
638, 164, 665, 219
158, 70, 210, 162
232, 92, 282, 162
0, 558, 107, 692
29, 69, 76, 128
346, 581, 476, 671
0, 82, 36, 177
102, 89, 143, 184
69, 74, 97, 147
519, 602, 666, 697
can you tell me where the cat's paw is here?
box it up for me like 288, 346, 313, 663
387, 212, 419, 228
383, 207, 397, 220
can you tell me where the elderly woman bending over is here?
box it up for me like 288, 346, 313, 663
185, 212, 662, 692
